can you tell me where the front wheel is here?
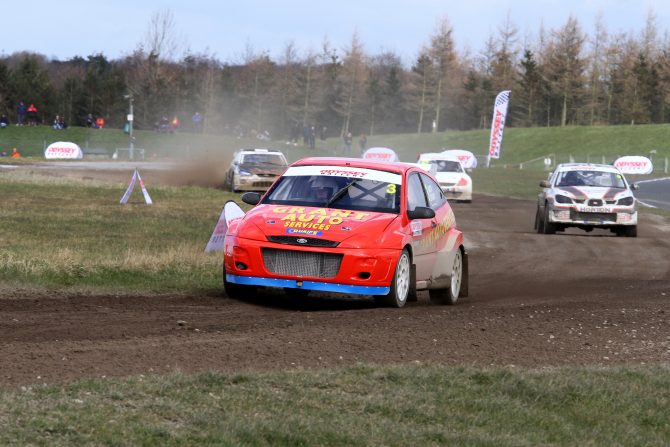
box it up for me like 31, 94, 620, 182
376, 249, 411, 308
542, 205, 557, 234
429, 249, 463, 305
223, 266, 251, 298
618, 225, 637, 238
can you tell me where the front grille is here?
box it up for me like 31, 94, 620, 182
440, 182, 456, 187
257, 173, 277, 178
588, 199, 603, 206
267, 236, 339, 247
262, 248, 342, 278
571, 211, 616, 223
252, 181, 274, 187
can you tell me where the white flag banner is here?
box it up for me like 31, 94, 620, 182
120, 169, 153, 205
205, 201, 246, 252
488, 90, 511, 159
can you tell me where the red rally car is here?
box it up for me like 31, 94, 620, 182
223, 157, 468, 308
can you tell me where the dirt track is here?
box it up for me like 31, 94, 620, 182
1, 174, 669, 387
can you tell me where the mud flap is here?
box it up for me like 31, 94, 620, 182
407, 263, 418, 301
460, 246, 469, 298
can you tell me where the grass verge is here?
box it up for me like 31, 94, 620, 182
1, 364, 669, 446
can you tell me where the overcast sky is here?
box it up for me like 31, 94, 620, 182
3, 0, 669, 64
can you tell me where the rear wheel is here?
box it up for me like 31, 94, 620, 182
429, 249, 463, 305
376, 249, 411, 308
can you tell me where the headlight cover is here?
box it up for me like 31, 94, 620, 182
237, 168, 252, 176
617, 196, 635, 206
555, 194, 573, 204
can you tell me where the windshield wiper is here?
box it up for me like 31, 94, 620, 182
326, 179, 360, 208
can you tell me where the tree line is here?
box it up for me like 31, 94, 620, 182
1, 12, 669, 139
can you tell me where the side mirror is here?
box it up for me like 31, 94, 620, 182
631, 183, 639, 190
241, 192, 261, 205
407, 206, 435, 220
539, 180, 551, 188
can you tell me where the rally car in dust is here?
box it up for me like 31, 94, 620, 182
417, 153, 472, 202
223, 157, 468, 307
535, 163, 639, 237
224, 148, 289, 192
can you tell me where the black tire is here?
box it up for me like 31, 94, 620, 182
624, 225, 638, 237
376, 249, 411, 308
542, 205, 557, 234
223, 266, 248, 298
429, 249, 463, 305
534, 206, 543, 233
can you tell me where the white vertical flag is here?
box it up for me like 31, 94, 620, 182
488, 90, 511, 160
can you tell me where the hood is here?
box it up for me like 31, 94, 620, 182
240, 204, 398, 243
557, 186, 629, 202
239, 163, 285, 176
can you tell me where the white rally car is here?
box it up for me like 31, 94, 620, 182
535, 163, 639, 237
417, 153, 472, 202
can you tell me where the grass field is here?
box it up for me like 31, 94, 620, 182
1, 365, 669, 446
1, 124, 669, 444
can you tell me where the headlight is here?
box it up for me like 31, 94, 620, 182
617, 196, 634, 206
555, 194, 573, 204
237, 168, 252, 176
457, 177, 469, 186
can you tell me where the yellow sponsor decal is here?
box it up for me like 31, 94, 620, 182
271, 207, 370, 230
416, 210, 456, 249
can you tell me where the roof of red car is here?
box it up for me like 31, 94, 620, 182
291, 157, 416, 174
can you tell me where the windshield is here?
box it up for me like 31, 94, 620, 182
241, 153, 287, 166
262, 166, 402, 214
555, 170, 627, 188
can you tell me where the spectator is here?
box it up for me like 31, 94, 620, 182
359, 133, 367, 152
320, 125, 327, 141
170, 115, 180, 132
16, 101, 26, 126
309, 125, 316, 150
95, 117, 105, 129
27, 104, 38, 126
11, 147, 21, 158
0, 113, 8, 129
191, 112, 203, 133
86, 113, 94, 127
158, 116, 170, 133
53, 114, 67, 130
0, 150, 7, 157
343, 131, 353, 155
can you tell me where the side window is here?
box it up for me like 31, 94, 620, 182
407, 173, 427, 211
420, 173, 447, 210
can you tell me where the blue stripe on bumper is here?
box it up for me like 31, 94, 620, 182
226, 274, 390, 296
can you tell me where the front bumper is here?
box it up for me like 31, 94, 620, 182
548, 204, 638, 226
225, 236, 400, 295
234, 174, 279, 191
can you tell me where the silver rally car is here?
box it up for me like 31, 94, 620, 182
535, 163, 639, 237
